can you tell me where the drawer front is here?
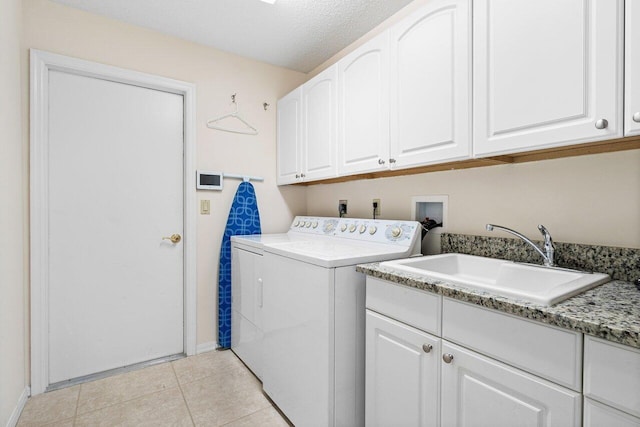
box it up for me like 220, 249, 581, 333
442, 298, 582, 391
366, 277, 441, 335
584, 336, 640, 418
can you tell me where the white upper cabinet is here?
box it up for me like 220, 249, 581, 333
337, 31, 390, 175
302, 66, 337, 181
626, 1, 640, 136
389, 0, 471, 169
276, 88, 302, 185
473, 0, 624, 157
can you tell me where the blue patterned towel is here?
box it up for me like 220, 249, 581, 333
218, 181, 261, 349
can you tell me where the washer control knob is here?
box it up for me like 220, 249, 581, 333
391, 227, 402, 238
299, 221, 306, 227
312, 221, 318, 228
340, 224, 347, 232
294, 220, 300, 227
359, 225, 367, 234
369, 226, 377, 235
349, 224, 357, 233
305, 222, 312, 228
324, 222, 335, 232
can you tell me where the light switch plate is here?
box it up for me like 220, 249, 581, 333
200, 200, 211, 215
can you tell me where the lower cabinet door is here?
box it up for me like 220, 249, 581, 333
441, 341, 581, 427
365, 310, 440, 427
584, 398, 640, 427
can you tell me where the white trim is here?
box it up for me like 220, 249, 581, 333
29, 49, 197, 395
196, 341, 219, 354
6, 387, 30, 427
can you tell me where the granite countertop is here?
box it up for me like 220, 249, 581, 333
357, 262, 640, 349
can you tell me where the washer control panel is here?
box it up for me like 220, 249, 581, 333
290, 216, 420, 247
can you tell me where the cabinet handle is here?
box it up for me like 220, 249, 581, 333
258, 278, 263, 308
389, 158, 396, 164
633, 112, 640, 123
595, 119, 608, 129
422, 344, 433, 353
378, 159, 386, 165
442, 353, 454, 364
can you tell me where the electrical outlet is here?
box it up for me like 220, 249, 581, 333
373, 199, 381, 216
339, 199, 348, 215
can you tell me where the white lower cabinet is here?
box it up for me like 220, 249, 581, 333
440, 340, 581, 426
365, 310, 440, 427
584, 398, 640, 427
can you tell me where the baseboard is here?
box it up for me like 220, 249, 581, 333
196, 341, 218, 354
6, 386, 30, 427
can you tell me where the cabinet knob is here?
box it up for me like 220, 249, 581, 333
295, 174, 300, 179
442, 353, 454, 364
595, 119, 608, 129
633, 112, 640, 123
422, 344, 433, 353
301, 173, 306, 178
389, 158, 396, 164
378, 158, 386, 165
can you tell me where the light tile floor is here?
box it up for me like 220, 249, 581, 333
17, 350, 291, 427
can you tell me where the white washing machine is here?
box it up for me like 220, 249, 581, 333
230, 217, 348, 379
260, 217, 421, 427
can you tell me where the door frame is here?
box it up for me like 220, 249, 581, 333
29, 49, 197, 395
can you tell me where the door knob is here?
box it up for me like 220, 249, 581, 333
595, 119, 608, 129
162, 234, 182, 244
633, 112, 640, 123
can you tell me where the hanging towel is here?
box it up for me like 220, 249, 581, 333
218, 181, 261, 349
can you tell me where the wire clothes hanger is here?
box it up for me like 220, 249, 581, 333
207, 94, 259, 136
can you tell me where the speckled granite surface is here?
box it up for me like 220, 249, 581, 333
356, 262, 640, 349
441, 233, 640, 283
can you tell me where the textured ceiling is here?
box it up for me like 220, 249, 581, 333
50, 0, 414, 73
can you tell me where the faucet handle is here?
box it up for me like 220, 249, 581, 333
537, 224, 554, 246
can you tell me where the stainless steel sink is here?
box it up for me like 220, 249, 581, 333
380, 253, 610, 305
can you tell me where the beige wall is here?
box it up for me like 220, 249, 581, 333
307, 150, 640, 248
1, 0, 27, 424
22, 0, 307, 348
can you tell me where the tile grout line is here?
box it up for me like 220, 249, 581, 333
171, 361, 196, 426
73, 384, 82, 427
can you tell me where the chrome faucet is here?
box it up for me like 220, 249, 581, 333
486, 224, 555, 267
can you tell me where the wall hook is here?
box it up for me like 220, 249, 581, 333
263, 102, 270, 111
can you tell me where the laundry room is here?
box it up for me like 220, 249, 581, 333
1, 0, 639, 426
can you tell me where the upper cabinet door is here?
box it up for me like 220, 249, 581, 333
302, 66, 337, 181
473, 0, 623, 157
390, 0, 471, 169
625, 1, 640, 136
337, 31, 390, 175
276, 88, 302, 185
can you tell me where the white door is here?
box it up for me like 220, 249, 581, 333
365, 310, 440, 427
441, 341, 582, 426
473, 0, 623, 156
276, 88, 303, 185
302, 66, 337, 181
47, 70, 184, 384
626, 0, 640, 136
337, 31, 390, 175
389, 0, 471, 169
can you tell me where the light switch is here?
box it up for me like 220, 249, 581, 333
200, 200, 211, 215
